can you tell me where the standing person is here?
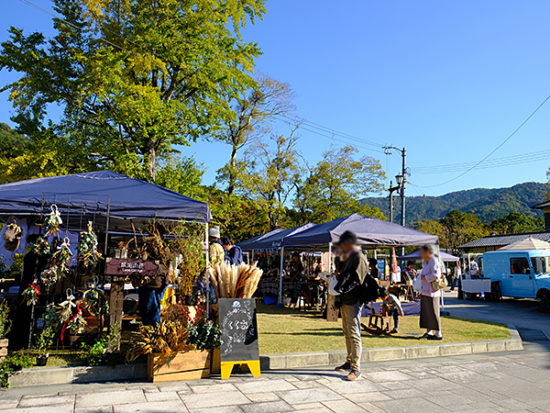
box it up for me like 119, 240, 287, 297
333, 231, 370, 381
419, 245, 443, 340
452, 264, 462, 291
221, 237, 243, 265
368, 258, 382, 280
208, 226, 225, 265
401, 261, 417, 283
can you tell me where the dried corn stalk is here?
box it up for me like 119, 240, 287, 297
208, 262, 263, 299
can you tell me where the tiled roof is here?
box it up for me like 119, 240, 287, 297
533, 200, 550, 209
459, 232, 550, 249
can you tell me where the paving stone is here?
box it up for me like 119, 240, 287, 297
235, 379, 295, 393
240, 400, 292, 413
383, 388, 425, 399
366, 347, 406, 361
76, 389, 146, 408
291, 402, 326, 410
157, 382, 191, 393
113, 400, 187, 413
365, 370, 412, 382
75, 407, 113, 413
144, 391, 180, 402
190, 383, 238, 393
322, 399, 366, 412
344, 392, 391, 403
181, 391, 250, 409
315, 379, 385, 394
18, 395, 75, 408
190, 407, 244, 413
375, 397, 444, 413
241, 392, 280, 402
1, 404, 74, 413
279, 388, 342, 404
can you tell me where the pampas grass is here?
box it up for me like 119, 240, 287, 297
208, 262, 263, 298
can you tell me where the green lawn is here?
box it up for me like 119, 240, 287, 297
256, 303, 510, 354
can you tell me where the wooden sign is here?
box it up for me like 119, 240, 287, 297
218, 298, 260, 379
104, 258, 158, 278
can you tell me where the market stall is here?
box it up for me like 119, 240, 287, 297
399, 249, 459, 262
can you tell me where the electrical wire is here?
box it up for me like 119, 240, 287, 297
413, 93, 550, 188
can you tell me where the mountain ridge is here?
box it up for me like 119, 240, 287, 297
362, 182, 548, 224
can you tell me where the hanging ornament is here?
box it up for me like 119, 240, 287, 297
40, 265, 58, 287
57, 291, 77, 323
44, 205, 63, 236
43, 304, 59, 331
21, 277, 41, 306
30, 236, 50, 256
66, 304, 86, 334
3, 221, 23, 252
82, 278, 109, 316
52, 236, 72, 276
78, 221, 102, 268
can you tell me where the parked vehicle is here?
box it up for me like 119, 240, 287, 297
460, 249, 550, 311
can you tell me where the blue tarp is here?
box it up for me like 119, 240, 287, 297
283, 213, 438, 247
399, 249, 459, 262
0, 170, 211, 223
250, 223, 317, 250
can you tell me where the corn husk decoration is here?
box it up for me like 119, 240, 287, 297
40, 265, 58, 287
82, 280, 109, 316
52, 236, 72, 276
22, 277, 41, 306
44, 205, 63, 236
57, 293, 77, 323
30, 236, 50, 256
78, 221, 102, 268
208, 262, 263, 299
67, 304, 86, 334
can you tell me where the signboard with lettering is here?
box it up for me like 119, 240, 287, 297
218, 298, 259, 363
104, 258, 158, 278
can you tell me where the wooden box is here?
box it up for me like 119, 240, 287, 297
148, 350, 211, 382
0, 338, 8, 361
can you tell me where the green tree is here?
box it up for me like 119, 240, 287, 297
0, 0, 266, 182
489, 212, 545, 235
439, 210, 488, 254
215, 76, 293, 195
293, 146, 385, 223
417, 219, 448, 248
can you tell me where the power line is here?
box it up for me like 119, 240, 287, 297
410, 148, 550, 174
414, 93, 550, 188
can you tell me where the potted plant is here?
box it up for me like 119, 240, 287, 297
34, 327, 55, 366
0, 299, 11, 361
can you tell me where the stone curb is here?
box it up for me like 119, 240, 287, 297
8, 326, 523, 387
259, 325, 523, 370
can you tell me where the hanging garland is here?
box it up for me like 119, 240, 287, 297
82, 280, 109, 317
52, 237, 72, 276
40, 265, 58, 288
78, 221, 102, 268
30, 236, 50, 256
44, 205, 63, 236
21, 277, 41, 306
66, 304, 86, 334
57, 292, 77, 323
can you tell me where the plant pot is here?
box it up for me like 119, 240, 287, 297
147, 350, 211, 383
36, 355, 48, 366
0, 338, 8, 361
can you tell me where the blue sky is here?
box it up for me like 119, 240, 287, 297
2, 0, 550, 197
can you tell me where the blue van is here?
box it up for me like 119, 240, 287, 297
482, 249, 550, 309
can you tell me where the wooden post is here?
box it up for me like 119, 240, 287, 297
108, 277, 124, 350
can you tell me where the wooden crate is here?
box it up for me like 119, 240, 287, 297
0, 338, 7, 361
148, 350, 211, 382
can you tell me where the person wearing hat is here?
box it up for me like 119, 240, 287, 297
333, 230, 370, 381
209, 226, 225, 265
419, 244, 443, 340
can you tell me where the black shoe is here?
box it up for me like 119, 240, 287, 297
335, 362, 351, 371
419, 333, 432, 339
427, 335, 443, 341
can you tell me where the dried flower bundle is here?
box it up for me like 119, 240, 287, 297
208, 262, 263, 299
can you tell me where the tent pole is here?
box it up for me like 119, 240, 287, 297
328, 242, 332, 273
103, 196, 111, 256
205, 222, 210, 317
278, 247, 284, 305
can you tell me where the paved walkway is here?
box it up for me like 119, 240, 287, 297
1, 344, 550, 413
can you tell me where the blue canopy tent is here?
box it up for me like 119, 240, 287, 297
399, 249, 459, 262
238, 228, 286, 252
251, 223, 317, 250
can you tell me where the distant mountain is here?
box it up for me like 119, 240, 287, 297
362, 182, 548, 224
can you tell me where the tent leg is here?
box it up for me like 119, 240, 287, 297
103, 196, 111, 256
205, 222, 210, 317
278, 247, 284, 306
328, 243, 332, 273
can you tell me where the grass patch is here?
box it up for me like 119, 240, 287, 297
256, 303, 510, 354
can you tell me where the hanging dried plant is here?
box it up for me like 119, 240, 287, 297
52, 237, 72, 276
44, 205, 63, 236
78, 221, 102, 268
40, 265, 58, 287
30, 236, 50, 256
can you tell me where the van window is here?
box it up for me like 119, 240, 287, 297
531, 257, 549, 275
510, 257, 530, 275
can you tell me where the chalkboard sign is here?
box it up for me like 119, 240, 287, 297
219, 298, 259, 363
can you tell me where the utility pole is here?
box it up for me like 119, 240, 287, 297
387, 179, 401, 223
384, 146, 407, 255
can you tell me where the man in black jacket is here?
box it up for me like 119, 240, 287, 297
333, 231, 369, 381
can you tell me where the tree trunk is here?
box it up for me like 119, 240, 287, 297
227, 144, 238, 196
145, 141, 157, 182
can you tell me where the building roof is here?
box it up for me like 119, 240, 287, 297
498, 235, 550, 250
459, 232, 550, 249
533, 200, 550, 209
